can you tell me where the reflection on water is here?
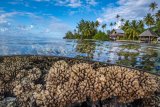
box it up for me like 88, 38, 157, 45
0, 36, 160, 74
76, 40, 96, 59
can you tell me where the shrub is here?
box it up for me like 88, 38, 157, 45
93, 31, 109, 41
64, 31, 75, 39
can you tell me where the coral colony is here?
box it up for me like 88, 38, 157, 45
0, 56, 160, 107
0, 0, 160, 107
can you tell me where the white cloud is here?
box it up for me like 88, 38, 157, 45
55, 0, 82, 8
16, 24, 34, 31
113, 21, 122, 29
33, 0, 98, 8
0, 11, 72, 38
0, 28, 8, 32
67, 0, 82, 8
97, 18, 103, 24
0, 12, 17, 24
69, 11, 77, 15
97, 0, 160, 24
42, 18, 72, 36
87, 0, 97, 6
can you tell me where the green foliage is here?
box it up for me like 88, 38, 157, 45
64, 19, 110, 41
93, 31, 109, 41
149, 2, 158, 11
155, 10, 160, 20
64, 31, 80, 39
121, 20, 145, 40
144, 13, 155, 28
101, 24, 107, 32
64, 31, 75, 39
76, 19, 98, 39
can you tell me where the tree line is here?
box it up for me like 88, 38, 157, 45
64, 2, 160, 41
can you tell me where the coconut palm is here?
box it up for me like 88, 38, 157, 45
102, 24, 106, 32
120, 18, 125, 24
144, 13, 155, 28
125, 20, 141, 40
110, 22, 113, 30
121, 20, 143, 40
95, 20, 100, 28
120, 18, 125, 27
155, 10, 160, 20
116, 14, 120, 20
138, 20, 144, 32
149, 2, 158, 12
84, 28, 91, 38
122, 20, 130, 31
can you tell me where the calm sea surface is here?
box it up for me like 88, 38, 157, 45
0, 36, 160, 74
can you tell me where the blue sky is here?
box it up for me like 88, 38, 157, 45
0, 0, 160, 38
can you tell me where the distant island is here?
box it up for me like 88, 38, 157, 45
64, 2, 160, 43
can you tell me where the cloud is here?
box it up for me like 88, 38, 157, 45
16, 24, 34, 31
0, 11, 72, 38
33, 0, 98, 8
41, 17, 72, 36
87, 0, 97, 6
97, 0, 160, 24
0, 12, 17, 24
113, 21, 122, 29
54, 0, 82, 8
67, 0, 82, 8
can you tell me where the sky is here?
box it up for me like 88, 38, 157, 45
0, 0, 160, 38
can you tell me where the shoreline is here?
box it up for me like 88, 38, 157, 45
64, 38, 160, 44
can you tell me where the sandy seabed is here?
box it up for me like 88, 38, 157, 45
0, 56, 160, 107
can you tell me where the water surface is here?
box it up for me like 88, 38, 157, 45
0, 36, 159, 74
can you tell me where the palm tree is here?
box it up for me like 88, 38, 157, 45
84, 28, 91, 38
102, 24, 106, 32
116, 14, 120, 20
120, 18, 125, 24
95, 20, 100, 28
155, 10, 160, 20
116, 14, 120, 24
138, 20, 144, 32
144, 13, 155, 28
125, 20, 140, 40
74, 29, 77, 34
120, 18, 125, 27
122, 20, 130, 31
110, 22, 113, 30
149, 2, 158, 12
121, 20, 143, 40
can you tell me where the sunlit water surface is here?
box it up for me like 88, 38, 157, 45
0, 36, 160, 74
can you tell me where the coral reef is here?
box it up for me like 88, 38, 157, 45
0, 56, 159, 107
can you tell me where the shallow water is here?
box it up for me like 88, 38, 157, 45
0, 36, 160, 74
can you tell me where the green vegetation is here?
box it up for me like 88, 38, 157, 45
121, 20, 145, 40
64, 20, 110, 41
64, 2, 160, 41
93, 31, 109, 41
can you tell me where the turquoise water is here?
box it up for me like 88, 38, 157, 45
0, 36, 160, 74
